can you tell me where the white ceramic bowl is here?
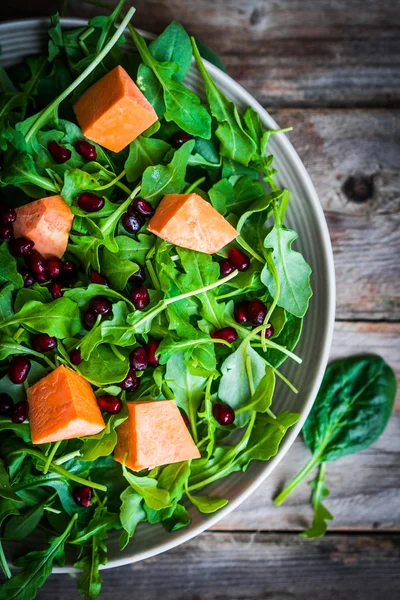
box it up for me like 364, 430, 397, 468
0, 17, 335, 571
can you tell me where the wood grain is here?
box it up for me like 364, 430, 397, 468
271, 109, 400, 321
40, 532, 400, 600
2, 0, 399, 108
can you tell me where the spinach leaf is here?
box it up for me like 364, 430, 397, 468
125, 136, 170, 182
274, 355, 397, 538
78, 344, 130, 387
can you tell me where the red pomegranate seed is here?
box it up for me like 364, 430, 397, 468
0, 225, 13, 240
89, 295, 112, 316
228, 247, 250, 272
131, 285, 150, 310
248, 298, 268, 326
48, 140, 71, 164
32, 333, 57, 353
211, 327, 238, 344
49, 281, 63, 299
78, 192, 105, 213
130, 347, 148, 371
219, 259, 235, 277
180, 409, 190, 427
47, 257, 62, 279
25, 249, 47, 275
90, 271, 108, 286
212, 402, 235, 426
9, 237, 34, 257
75, 140, 97, 161
69, 348, 83, 365
35, 271, 50, 284
145, 340, 159, 366
11, 400, 29, 424
128, 264, 145, 287
0, 207, 16, 224
234, 301, 249, 324
97, 394, 123, 414
121, 211, 142, 234
257, 324, 274, 339
170, 131, 194, 148
119, 369, 140, 392
132, 198, 154, 218
0, 393, 13, 415
20, 269, 35, 288
83, 309, 98, 330
9, 356, 31, 384
73, 485, 92, 507
62, 261, 77, 279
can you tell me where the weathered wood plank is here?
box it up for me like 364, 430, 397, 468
270, 109, 400, 321
40, 532, 400, 600
3, 0, 399, 107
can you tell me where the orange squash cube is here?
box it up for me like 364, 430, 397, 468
27, 365, 105, 444
114, 400, 200, 471
73, 66, 158, 152
147, 192, 238, 254
13, 195, 74, 259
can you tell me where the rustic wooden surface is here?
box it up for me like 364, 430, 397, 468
2, 1, 400, 598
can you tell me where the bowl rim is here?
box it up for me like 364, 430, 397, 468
0, 16, 336, 572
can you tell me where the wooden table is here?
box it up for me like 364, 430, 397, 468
2, 1, 400, 598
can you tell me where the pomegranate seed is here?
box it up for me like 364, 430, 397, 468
20, 269, 35, 288
32, 333, 57, 352
212, 402, 235, 426
75, 140, 97, 161
48, 140, 71, 164
130, 347, 148, 371
35, 271, 50, 284
211, 327, 238, 344
119, 369, 140, 392
97, 394, 123, 414
89, 295, 112, 316
9, 237, 34, 257
228, 247, 250, 272
128, 264, 145, 287
83, 309, 98, 330
0, 224, 13, 240
234, 301, 249, 324
132, 198, 154, 218
47, 257, 62, 279
11, 400, 29, 424
257, 324, 274, 339
62, 261, 77, 279
25, 249, 47, 275
248, 298, 268, 326
131, 285, 150, 310
90, 271, 108, 286
49, 281, 63, 299
180, 409, 190, 427
0, 207, 16, 224
73, 485, 92, 507
121, 211, 142, 234
170, 131, 193, 148
145, 340, 159, 367
78, 192, 105, 213
0, 393, 13, 415
8, 356, 31, 384
219, 259, 235, 277
69, 348, 83, 365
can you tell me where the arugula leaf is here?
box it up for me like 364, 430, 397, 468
115, 234, 154, 264
0, 244, 24, 288
74, 533, 107, 600
0, 298, 82, 338
186, 491, 228, 514
79, 403, 128, 461
122, 464, 172, 511
78, 344, 130, 387
0, 283, 18, 336
99, 247, 138, 290
299, 464, 333, 539
125, 136, 170, 182
0, 460, 20, 501
192, 39, 256, 165
4, 495, 51, 540
119, 487, 146, 550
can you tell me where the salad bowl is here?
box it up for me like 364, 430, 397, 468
0, 17, 335, 571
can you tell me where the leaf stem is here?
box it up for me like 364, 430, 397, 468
274, 454, 321, 506
24, 7, 136, 142
43, 440, 62, 474
0, 541, 11, 579
54, 450, 81, 465
93, 169, 126, 191
237, 235, 265, 264
185, 177, 206, 194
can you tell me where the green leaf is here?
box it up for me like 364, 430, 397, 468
71, 506, 120, 545
0, 298, 82, 338
64, 283, 132, 309
99, 247, 138, 290
187, 492, 228, 514
261, 224, 312, 318
265, 312, 302, 368
192, 39, 256, 165
162, 503, 191, 531
141, 139, 195, 202
79, 404, 128, 461
4, 497, 49, 540
299, 464, 333, 539
74, 535, 107, 600
236, 366, 275, 414
149, 22, 193, 82
194, 37, 227, 73
119, 487, 146, 550
0, 244, 24, 289
165, 354, 208, 425
0, 283, 18, 336
115, 234, 155, 264
122, 464, 172, 511
125, 136, 170, 182
0, 460, 20, 501
158, 461, 191, 501
78, 344, 130, 387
